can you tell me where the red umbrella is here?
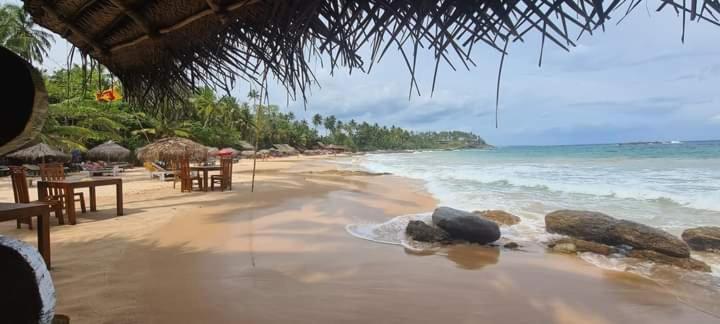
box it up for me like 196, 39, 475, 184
217, 148, 237, 156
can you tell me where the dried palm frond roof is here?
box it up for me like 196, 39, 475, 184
6, 143, 71, 162
238, 140, 254, 150
22, 1, 720, 106
136, 137, 208, 162
87, 140, 130, 160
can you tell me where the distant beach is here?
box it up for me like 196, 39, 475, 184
1, 154, 719, 323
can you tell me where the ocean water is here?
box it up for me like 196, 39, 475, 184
342, 140, 720, 281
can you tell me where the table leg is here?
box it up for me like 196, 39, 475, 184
116, 182, 124, 216
204, 170, 209, 192
37, 208, 51, 269
89, 186, 97, 212
66, 186, 77, 225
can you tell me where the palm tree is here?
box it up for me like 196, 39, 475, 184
0, 4, 54, 65
323, 115, 336, 137
312, 113, 322, 131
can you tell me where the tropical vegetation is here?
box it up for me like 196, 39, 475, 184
1, 3, 487, 157
0, 4, 53, 65
36, 66, 487, 155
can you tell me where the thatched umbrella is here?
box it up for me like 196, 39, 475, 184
6, 143, 70, 163
238, 141, 254, 151
136, 137, 208, 162
87, 141, 130, 161
206, 147, 219, 157
20, 1, 718, 107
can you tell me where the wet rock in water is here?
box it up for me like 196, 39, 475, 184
432, 207, 501, 244
682, 226, 720, 252
503, 242, 520, 249
627, 250, 711, 272
545, 210, 616, 243
405, 220, 449, 243
548, 238, 616, 255
607, 220, 690, 258
474, 210, 521, 226
546, 210, 690, 258
550, 242, 577, 254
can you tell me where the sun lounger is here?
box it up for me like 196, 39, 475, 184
144, 162, 174, 181
88, 166, 120, 177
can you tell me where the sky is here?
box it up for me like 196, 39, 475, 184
5, 0, 720, 146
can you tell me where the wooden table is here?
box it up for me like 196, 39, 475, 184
0, 202, 51, 269
37, 178, 123, 225
190, 166, 220, 191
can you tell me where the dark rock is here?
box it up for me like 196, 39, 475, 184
545, 210, 617, 242
405, 220, 449, 243
474, 210, 521, 226
503, 242, 519, 249
546, 210, 690, 258
548, 238, 616, 255
432, 207, 500, 244
682, 226, 720, 252
627, 250, 711, 272
608, 220, 690, 258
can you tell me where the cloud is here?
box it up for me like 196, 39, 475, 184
27, 0, 720, 145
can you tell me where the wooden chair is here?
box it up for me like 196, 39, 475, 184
176, 159, 201, 193
210, 157, 233, 191
39, 163, 86, 214
9, 166, 64, 229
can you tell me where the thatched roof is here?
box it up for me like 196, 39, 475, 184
238, 140, 254, 151
22, 1, 718, 106
6, 143, 70, 162
325, 144, 348, 151
273, 144, 298, 154
87, 140, 130, 161
206, 146, 219, 156
136, 137, 208, 162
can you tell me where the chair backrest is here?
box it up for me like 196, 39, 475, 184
39, 163, 65, 181
39, 163, 66, 198
9, 166, 30, 203
177, 159, 192, 192
219, 157, 231, 175
220, 157, 232, 187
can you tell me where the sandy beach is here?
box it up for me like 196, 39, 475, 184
0, 156, 718, 323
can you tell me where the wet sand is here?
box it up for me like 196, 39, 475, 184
0, 156, 718, 323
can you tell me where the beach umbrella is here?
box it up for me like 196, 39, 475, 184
87, 141, 131, 161
136, 137, 208, 162
206, 147, 219, 156
238, 141, 254, 151
6, 143, 70, 163
217, 148, 238, 156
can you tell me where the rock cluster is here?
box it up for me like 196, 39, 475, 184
405, 207, 507, 245
681, 226, 720, 252
545, 210, 710, 272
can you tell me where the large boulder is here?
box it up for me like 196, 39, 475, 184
432, 207, 500, 244
405, 220, 449, 243
627, 250, 711, 272
682, 226, 720, 252
608, 220, 690, 258
474, 210, 521, 226
545, 210, 616, 243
